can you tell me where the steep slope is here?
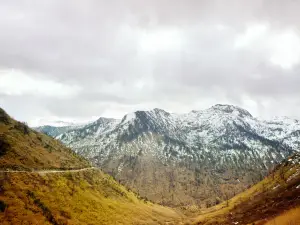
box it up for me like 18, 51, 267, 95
0, 108, 90, 170
38, 105, 300, 206
193, 152, 300, 224
0, 169, 182, 225
0, 108, 183, 225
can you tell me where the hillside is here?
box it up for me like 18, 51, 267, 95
0, 108, 90, 170
192, 152, 300, 224
37, 105, 299, 206
0, 108, 183, 225
0, 169, 183, 225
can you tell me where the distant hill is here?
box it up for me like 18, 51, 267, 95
0, 107, 183, 225
34, 125, 77, 138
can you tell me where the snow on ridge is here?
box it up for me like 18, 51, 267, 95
32, 116, 101, 128
53, 105, 300, 162
121, 112, 136, 124
268, 116, 299, 123
32, 119, 78, 127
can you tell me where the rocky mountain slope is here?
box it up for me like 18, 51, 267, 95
37, 104, 300, 206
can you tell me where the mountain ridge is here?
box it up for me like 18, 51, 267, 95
1, 106, 299, 224
35, 104, 300, 206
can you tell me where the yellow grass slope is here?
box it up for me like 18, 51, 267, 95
0, 169, 182, 225
192, 153, 300, 225
0, 108, 183, 224
265, 207, 300, 225
0, 107, 90, 170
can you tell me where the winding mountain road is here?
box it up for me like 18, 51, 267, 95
0, 167, 96, 174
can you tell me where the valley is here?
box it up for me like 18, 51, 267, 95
1, 106, 299, 224
37, 105, 300, 207
2, 0, 300, 224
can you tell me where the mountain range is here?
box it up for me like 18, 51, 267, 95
36, 104, 300, 206
1, 106, 300, 224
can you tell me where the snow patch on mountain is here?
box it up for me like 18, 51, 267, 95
34, 104, 300, 206
36, 104, 300, 174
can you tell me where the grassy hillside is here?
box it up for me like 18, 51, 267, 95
265, 207, 300, 225
0, 169, 182, 225
0, 108, 90, 170
192, 153, 300, 225
0, 108, 183, 224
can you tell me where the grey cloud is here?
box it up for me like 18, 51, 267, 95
0, 0, 300, 124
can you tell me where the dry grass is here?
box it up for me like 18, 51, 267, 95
0, 108, 184, 224
192, 154, 300, 225
0, 169, 183, 225
0, 108, 90, 170
265, 207, 300, 225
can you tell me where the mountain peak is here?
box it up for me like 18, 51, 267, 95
210, 104, 253, 118
95, 117, 116, 123
43, 104, 300, 208
152, 108, 171, 116
121, 112, 136, 124
121, 108, 171, 124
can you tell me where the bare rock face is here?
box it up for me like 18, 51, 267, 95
37, 105, 300, 206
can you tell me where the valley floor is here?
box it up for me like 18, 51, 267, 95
1, 164, 300, 225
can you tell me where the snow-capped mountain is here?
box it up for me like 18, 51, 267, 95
35, 125, 76, 137
36, 104, 300, 206
34, 118, 99, 137
31, 118, 80, 127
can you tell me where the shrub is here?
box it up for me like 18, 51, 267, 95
0, 108, 10, 124
60, 210, 72, 219
0, 138, 9, 157
0, 200, 7, 212
14, 122, 30, 135
215, 197, 222, 205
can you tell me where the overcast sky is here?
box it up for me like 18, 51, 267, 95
1, 0, 300, 126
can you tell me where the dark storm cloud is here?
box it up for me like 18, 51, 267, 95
1, 0, 300, 124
